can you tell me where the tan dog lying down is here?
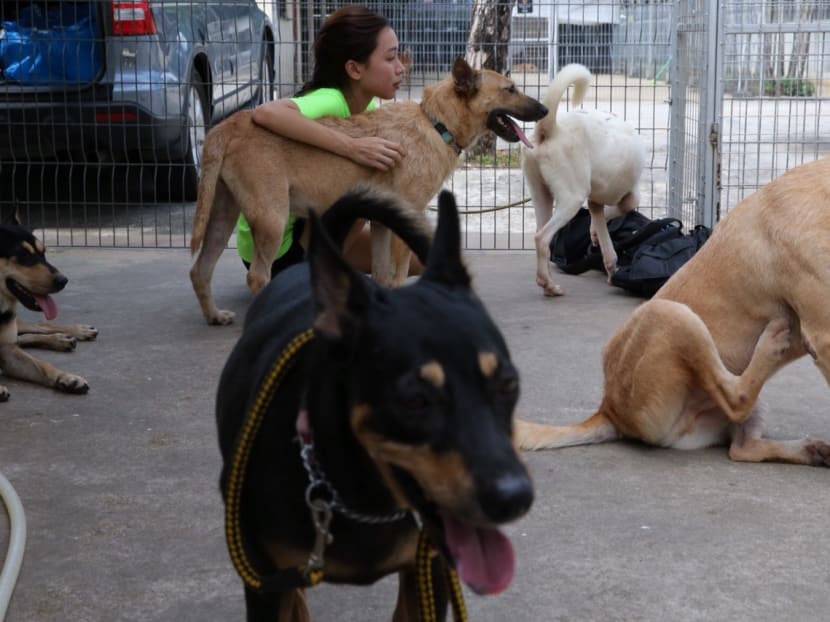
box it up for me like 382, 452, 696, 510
189, 58, 548, 325
517, 157, 830, 467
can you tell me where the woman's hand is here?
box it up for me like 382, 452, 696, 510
347, 136, 406, 171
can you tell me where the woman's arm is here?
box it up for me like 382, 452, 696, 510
252, 99, 405, 171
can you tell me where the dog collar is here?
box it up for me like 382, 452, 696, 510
429, 117, 463, 155
297, 415, 468, 621
297, 410, 418, 527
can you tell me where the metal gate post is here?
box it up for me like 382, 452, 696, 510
668, 0, 724, 227
667, 0, 686, 221
700, 0, 724, 228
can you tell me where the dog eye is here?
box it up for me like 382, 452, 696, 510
385, 374, 446, 439
506, 84, 517, 94
400, 392, 430, 413
499, 375, 519, 395
388, 391, 443, 443
492, 365, 520, 399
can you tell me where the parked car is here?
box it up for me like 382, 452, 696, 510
0, 0, 275, 200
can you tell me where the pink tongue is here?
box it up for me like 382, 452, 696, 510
441, 512, 515, 595
507, 118, 534, 149
34, 295, 58, 321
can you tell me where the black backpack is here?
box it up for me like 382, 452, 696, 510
550, 208, 680, 274
549, 208, 711, 297
610, 223, 711, 297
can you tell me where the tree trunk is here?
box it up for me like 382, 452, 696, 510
464, 0, 517, 156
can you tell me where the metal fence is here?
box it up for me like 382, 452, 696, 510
1, 0, 829, 249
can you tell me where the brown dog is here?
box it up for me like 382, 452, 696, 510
517, 157, 830, 467
189, 57, 548, 325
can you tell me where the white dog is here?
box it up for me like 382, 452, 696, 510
522, 63, 645, 296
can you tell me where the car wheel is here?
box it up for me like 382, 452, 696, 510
257, 42, 275, 104
162, 68, 210, 202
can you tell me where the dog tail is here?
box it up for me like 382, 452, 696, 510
190, 124, 229, 256
536, 63, 592, 134
514, 412, 618, 451
320, 186, 432, 265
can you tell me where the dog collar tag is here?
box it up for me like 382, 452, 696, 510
431, 118, 462, 154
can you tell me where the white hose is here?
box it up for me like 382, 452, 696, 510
0, 471, 26, 622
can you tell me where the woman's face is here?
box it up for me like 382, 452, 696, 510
356, 26, 404, 100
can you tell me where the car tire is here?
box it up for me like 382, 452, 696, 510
161, 68, 210, 202
257, 41, 275, 104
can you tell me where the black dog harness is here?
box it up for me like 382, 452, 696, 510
223, 328, 468, 621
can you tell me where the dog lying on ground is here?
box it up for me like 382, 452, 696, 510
0, 216, 96, 401
216, 188, 533, 620
190, 57, 548, 326
516, 157, 830, 467
522, 63, 645, 296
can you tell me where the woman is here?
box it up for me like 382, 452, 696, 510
238, 5, 420, 276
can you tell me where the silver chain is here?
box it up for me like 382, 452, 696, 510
300, 440, 418, 526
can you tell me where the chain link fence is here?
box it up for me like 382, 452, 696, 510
1, 0, 829, 249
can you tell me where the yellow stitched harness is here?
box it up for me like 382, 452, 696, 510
223, 327, 468, 620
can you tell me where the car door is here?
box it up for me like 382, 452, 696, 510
201, 0, 233, 117
214, 0, 258, 116
232, 0, 259, 103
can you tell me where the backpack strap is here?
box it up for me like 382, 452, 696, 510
613, 217, 682, 253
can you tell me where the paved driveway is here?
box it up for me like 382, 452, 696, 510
1, 248, 829, 621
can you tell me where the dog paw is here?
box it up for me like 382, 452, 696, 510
74, 325, 98, 341
537, 275, 564, 297
51, 334, 78, 352
55, 373, 89, 395
805, 440, 830, 466
208, 310, 236, 326
758, 319, 791, 360
0, 386, 8, 402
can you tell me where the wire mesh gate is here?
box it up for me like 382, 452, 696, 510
669, 0, 720, 227
0, 0, 829, 249
671, 0, 830, 227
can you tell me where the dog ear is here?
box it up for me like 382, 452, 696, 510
422, 190, 471, 289
452, 57, 480, 98
3, 208, 22, 226
307, 210, 369, 340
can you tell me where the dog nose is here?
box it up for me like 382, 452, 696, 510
480, 472, 534, 523
53, 275, 68, 292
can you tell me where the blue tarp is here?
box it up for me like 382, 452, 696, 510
0, 3, 102, 85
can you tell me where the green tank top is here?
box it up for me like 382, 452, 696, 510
236, 90, 378, 264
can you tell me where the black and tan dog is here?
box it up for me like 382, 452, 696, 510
0, 216, 96, 401
216, 189, 533, 620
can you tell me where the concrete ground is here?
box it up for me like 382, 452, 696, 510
1, 248, 830, 622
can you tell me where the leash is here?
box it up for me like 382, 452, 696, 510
224, 328, 322, 592
427, 196, 531, 215
416, 530, 468, 622
223, 327, 468, 620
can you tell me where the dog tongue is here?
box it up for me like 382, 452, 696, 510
35, 294, 58, 321
441, 512, 515, 595
507, 117, 534, 149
